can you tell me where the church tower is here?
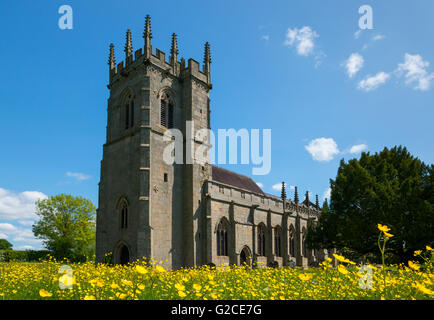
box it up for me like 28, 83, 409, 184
96, 15, 212, 269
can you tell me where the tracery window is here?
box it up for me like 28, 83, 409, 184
120, 200, 128, 229
274, 226, 282, 257
160, 92, 174, 128
217, 219, 229, 256
257, 224, 266, 256
124, 95, 134, 130
289, 226, 295, 257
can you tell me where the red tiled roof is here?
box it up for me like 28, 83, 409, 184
211, 165, 264, 195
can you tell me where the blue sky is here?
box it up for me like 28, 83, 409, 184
0, 0, 433, 250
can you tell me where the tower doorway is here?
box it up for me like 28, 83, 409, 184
240, 246, 251, 266
119, 244, 130, 265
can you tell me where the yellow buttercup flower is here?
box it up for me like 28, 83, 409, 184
115, 292, 127, 299
298, 273, 313, 281
135, 265, 148, 274
83, 295, 96, 300
137, 284, 145, 290
414, 250, 422, 256
377, 224, 391, 232
408, 261, 420, 271
178, 291, 187, 298
121, 279, 133, 286
426, 246, 433, 251
39, 289, 53, 298
338, 265, 349, 275
384, 232, 394, 238
193, 284, 202, 291
332, 253, 356, 265
175, 283, 185, 291
155, 265, 166, 273
415, 282, 434, 295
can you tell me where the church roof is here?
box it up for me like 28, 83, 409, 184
211, 165, 265, 195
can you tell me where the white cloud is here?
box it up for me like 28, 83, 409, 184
18, 220, 35, 226
256, 182, 264, 188
15, 245, 34, 250
372, 34, 385, 41
0, 188, 47, 220
350, 144, 368, 154
261, 35, 270, 41
272, 183, 282, 191
396, 53, 434, 91
289, 185, 295, 190
0, 222, 42, 248
66, 172, 91, 181
354, 30, 362, 39
322, 187, 331, 201
345, 53, 364, 78
305, 138, 340, 162
284, 26, 319, 56
358, 72, 390, 91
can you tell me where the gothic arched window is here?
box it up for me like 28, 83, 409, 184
257, 224, 266, 256
289, 225, 295, 257
302, 228, 307, 257
124, 94, 134, 130
120, 200, 128, 229
216, 219, 228, 256
274, 226, 282, 257
160, 92, 174, 128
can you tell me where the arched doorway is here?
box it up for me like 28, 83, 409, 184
239, 246, 251, 266
119, 244, 130, 265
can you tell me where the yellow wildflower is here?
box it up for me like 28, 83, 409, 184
384, 232, 394, 238
178, 291, 187, 298
426, 246, 433, 251
408, 261, 420, 271
137, 284, 145, 290
155, 265, 166, 273
83, 295, 96, 300
414, 250, 422, 256
338, 265, 349, 275
193, 284, 202, 291
377, 224, 391, 232
333, 253, 356, 265
298, 273, 313, 281
39, 289, 53, 298
116, 292, 127, 299
175, 283, 185, 291
135, 265, 148, 274
415, 282, 434, 295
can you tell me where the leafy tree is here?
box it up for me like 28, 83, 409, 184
32, 194, 96, 262
0, 239, 13, 250
307, 146, 434, 264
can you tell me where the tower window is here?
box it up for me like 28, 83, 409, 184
160, 93, 174, 128
124, 95, 134, 130
164, 173, 168, 182
160, 99, 167, 127
120, 201, 128, 229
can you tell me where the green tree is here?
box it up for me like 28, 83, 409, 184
32, 194, 96, 262
307, 146, 434, 264
0, 239, 13, 250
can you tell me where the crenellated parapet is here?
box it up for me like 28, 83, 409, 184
107, 14, 212, 90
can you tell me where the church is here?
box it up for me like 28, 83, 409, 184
95, 15, 331, 269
